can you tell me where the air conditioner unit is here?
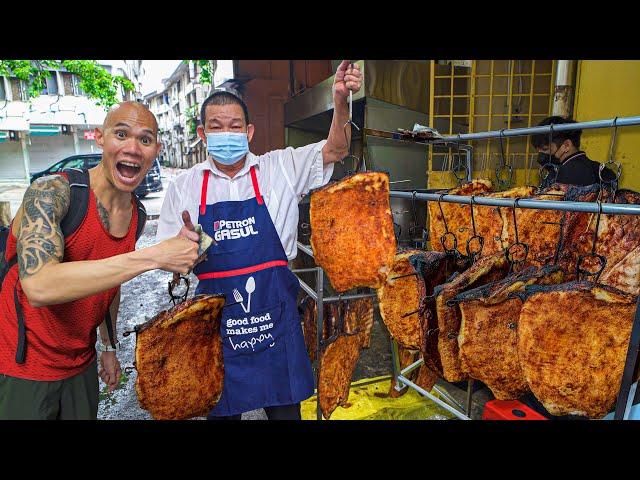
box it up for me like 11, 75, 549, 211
61, 124, 72, 134
9, 131, 19, 141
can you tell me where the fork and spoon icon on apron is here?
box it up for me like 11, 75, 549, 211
232, 276, 256, 313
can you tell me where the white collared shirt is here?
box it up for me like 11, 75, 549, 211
156, 140, 332, 260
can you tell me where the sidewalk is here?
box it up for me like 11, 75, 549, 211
0, 167, 186, 223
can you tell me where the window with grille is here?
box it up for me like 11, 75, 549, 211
0, 77, 6, 101
9, 78, 27, 101
428, 60, 556, 187
62, 73, 74, 95
41, 72, 59, 95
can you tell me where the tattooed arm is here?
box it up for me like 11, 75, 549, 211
17, 175, 200, 307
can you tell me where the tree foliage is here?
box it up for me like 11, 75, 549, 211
0, 60, 134, 108
190, 60, 217, 85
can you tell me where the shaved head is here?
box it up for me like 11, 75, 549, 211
95, 100, 162, 193
103, 101, 158, 134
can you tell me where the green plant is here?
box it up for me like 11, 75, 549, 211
185, 104, 198, 136
188, 60, 216, 85
0, 60, 134, 108
98, 371, 130, 407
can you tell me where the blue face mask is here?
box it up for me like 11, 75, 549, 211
206, 132, 249, 165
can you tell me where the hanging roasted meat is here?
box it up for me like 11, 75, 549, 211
518, 281, 637, 418
310, 171, 397, 293
427, 179, 494, 255
428, 182, 569, 266
455, 266, 564, 400
474, 186, 538, 257
134, 294, 226, 420
499, 188, 567, 269
318, 330, 363, 419
377, 250, 447, 351
559, 185, 640, 295
343, 296, 375, 349
316, 296, 375, 419
301, 297, 362, 362
299, 296, 318, 363
434, 251, 511, 383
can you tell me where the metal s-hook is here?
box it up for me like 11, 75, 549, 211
342, 62, 362, 173
599, 116, 622, 199
576, 199, 607, 282
495, 129, 513, 189
505, 197, 529, 271
451, 135, 468, 186
608, 116, 620, 164
466, 195, 484, 263
437, 192, 458, 255
168, 275, 190, 306
538, 123, 559, 190
407, 190, 428, 249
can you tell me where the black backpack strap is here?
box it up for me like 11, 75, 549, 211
133, 194, 147, 241
104, 308, 116, 349
14, 284, 26, 364
9, 169, 89, 365
60, 168, 90, 238
1, 225, 16, 291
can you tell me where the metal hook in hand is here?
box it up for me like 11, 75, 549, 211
168, 275, 190, 306
342, 65, 362, 172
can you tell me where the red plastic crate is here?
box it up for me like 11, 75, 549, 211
482, 400, 548, 420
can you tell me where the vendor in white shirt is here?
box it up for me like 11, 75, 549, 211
156, 60, 362, 421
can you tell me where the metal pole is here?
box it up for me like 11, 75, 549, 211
390, 339, 404, 393
400, 357, 424, 376
389, 191, 640, 216
323, 292, 377, 303
316, 266, 324, 421
397, 375, 470, 420
297, 242, 314, 258
429, 115, 640, 143
466, 379, 475, 419
458, 144, 473, 182
297, 276, 318, 301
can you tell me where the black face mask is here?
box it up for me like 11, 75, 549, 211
537, 152, 554, 165
537, 149, 562, 166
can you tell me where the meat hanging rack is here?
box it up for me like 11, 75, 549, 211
295, 114, 640, 420
294, 243, 472, 420
388, 114, 640, 421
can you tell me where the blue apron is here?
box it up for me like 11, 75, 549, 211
194, 166, 314, 417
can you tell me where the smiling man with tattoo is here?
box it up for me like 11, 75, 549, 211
0, 101, 201, 420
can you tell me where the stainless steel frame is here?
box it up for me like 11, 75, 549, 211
294, 241, 472, 420
294, 114, 640, 421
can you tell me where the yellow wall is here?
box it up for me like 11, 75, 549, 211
574, 60, 640, 191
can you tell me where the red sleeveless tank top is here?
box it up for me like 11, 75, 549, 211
0, 185, 138, 381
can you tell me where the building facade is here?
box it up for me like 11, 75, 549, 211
144, 61, 212, 169
0, 61, 130, 183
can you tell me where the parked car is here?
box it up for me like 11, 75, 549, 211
30, 154, 163, 198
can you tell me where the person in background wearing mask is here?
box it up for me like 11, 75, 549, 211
156, 60, 363, 420
531, 116, 617, 190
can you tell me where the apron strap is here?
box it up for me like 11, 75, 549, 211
250, 166, 263, 205
200, 170, 210, 216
